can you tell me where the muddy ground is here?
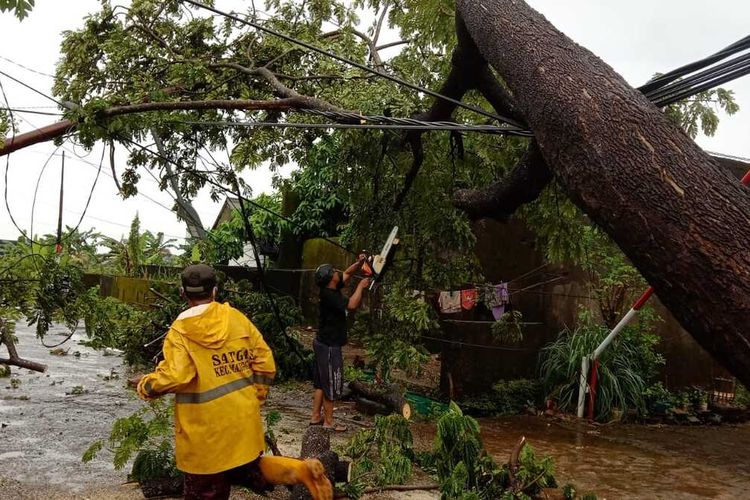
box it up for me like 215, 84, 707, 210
3, 323, 750, 499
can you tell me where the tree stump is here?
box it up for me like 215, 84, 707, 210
290, 426, 351, 500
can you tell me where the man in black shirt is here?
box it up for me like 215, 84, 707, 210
309, 257, 369, 431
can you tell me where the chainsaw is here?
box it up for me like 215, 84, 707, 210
360, 226, 399, 291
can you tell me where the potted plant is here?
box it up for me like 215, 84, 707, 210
688, 387, 709, 412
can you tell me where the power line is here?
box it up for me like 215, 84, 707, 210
652, 56, 750, 106
173, 118, 529, 135
640, 35, 750, 93
18, 146, 190, 241
125, 135, 361, 256
179, 0, 523, 128
0, 107, 63, 116
420, 334, 530, 351
0, 55, 56, 78
0, 69, 64, 107
30, 145, 63, 242
129, 143, 209, 236
4, 111, 168, 246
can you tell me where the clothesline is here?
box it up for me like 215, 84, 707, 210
420, 334, 531, 351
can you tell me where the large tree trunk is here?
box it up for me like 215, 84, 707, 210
456, 0, 750, 386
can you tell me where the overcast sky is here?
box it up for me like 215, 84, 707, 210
1, 0, 748, 244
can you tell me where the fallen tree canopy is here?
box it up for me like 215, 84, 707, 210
451, 0, 750, 387
1, 0, 748, 389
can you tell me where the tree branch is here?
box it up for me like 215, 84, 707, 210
108, 141, 125, 195
391, 14, 491, 211
100, 96, 322, 117
1, 322, 47, 373
209, 62, 354, 115
453, 140, 552, 220
376, 40, 411, 51
372, 3, 389, 48
474, 65, 526, 127
150, 129, 207, 239
321, 28, 385, 70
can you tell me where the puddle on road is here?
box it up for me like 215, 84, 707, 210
415, 415, 750, 499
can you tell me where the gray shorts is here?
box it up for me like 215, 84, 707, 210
312, 338, 343, 401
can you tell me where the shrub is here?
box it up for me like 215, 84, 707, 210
83, 398, 180, 481
459, 379, 542, 417
539, 309, 664, 420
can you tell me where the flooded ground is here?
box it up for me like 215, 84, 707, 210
479, 417, 750, 499
3, 323, 750, 499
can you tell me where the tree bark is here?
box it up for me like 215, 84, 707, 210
457, 0, 750, 387
349, 381, 412, 419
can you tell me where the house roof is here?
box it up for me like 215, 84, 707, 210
211, 197, 241, 230
708, 151, 750, 179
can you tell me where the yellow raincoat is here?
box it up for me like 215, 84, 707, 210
137, 301, 276, 474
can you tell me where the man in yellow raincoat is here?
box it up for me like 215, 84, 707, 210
135, 264, 331, 500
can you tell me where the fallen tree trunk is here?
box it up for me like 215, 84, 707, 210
456, 0, 750, 387
290, 426, 352, 500
349, 380, 412, 419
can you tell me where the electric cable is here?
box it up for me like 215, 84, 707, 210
29, 145, 63, 244
0, 55, 56, 78
0, 107, 63, 116
640, 35, 750, 93
179, 0, 523, 128
0, 69, 65, 107
646, 51, 750, 102
173, 118, 529, 134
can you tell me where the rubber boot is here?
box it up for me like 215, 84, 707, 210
258, 456, 332, 500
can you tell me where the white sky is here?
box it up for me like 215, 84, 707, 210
0, 0, 748, 244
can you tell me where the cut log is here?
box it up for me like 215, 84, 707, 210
349, 380, 412, 419
354, 396, 390, 416
290, 426, 351, 500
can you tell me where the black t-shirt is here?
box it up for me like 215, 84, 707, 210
318, 288, 348, 347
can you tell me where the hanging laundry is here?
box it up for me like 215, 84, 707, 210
498, 283, 510, 303
491, 283, 509, 321
438, 291, 462, 314
461, 288, 478, 310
